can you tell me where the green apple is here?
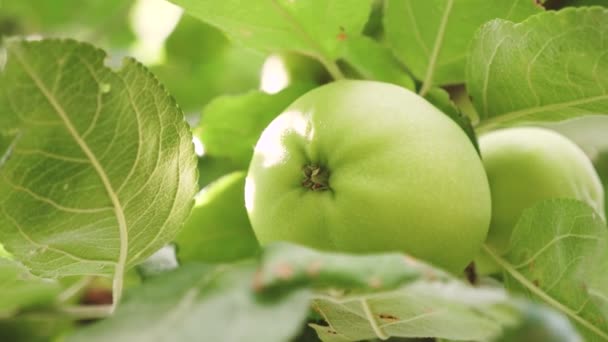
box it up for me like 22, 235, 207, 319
245, 80, 491, 272
480, 127, 605, 254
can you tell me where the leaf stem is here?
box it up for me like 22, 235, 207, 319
482, 244, 608, 340
419, 0, 454, 96
58, 304, 114, 319
360, 299, 389, 340
319, 57, 345, 80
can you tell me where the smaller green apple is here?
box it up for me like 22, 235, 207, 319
481, 127, 605, 254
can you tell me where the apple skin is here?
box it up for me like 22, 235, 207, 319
480, 127, 605, 254
245, 80, 491, 272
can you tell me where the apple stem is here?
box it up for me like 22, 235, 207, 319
302, 164, 330, 191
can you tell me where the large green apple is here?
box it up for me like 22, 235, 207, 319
480, 127, 605, 253
245, 80, 491, 272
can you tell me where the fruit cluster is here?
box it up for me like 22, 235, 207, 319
246, 81, 605, 274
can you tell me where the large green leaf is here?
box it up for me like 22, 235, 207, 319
255, 243, 426, 293
467, 7, 608, 131
252, 245, 576, 342
310, 285, 510, 341
168, 0, 373, 77
483, 200, 608, 341
0, 259, 60, 318
384, 0, 540, 95
175, 172, 260, 263
0, 39, 197, 303
67, 262, 311, 342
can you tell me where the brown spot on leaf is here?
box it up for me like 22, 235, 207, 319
368, 277, 382, 289
327, 329, 337, 335
337, 26, 347, 41
379, 313, 399, 322
274, 262, 294, 280
533, 279, 540, 287
306, 260, 323, 277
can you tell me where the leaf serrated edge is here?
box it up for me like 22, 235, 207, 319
469, 6, 608, 131
117, 56, 198, 267
482, 244, 608, 340
3, 38, 198, 311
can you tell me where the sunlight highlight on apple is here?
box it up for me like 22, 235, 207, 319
244, 176, 256, 213
254, 110, 311, 168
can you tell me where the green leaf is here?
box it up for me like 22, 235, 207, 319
424, 87, 479, 153
254, 243, 429, 294
483, 199, 608, 341
384, 0, 540, 94
0, 40, 197, 303
309, 276, 511, 341
468, 7, 608, 131
176, 172, 260, 263
0, 259, 60, 318
254, 243, 541, 342
67, 262, 311, 342
168, 0, 374, 76
338, 36, 415, 90
152, 15, 265, 112
194, 83, 315, 169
